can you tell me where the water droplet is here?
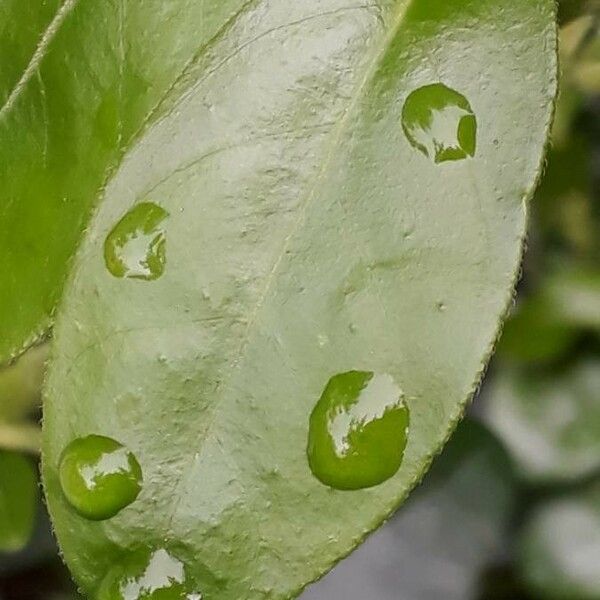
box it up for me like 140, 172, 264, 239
307, 371, 409, 490
97, 547, 202, 600
104, 202, 169, 281
317, 334, 329, 348
401, 83, 477, 163
59, 435, 142, 521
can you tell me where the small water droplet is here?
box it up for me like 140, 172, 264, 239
59, 435, 142, 521
401, 83, 477, 163
307, 371, 409, 490
104, 202, 169, 281
97, 547, 202, 600
317, 334, 329, 347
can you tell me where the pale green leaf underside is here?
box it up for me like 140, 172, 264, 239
43, 0, 556, 598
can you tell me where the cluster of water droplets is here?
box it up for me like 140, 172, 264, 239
57, 79, 477, 596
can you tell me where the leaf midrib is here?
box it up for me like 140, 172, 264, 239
161, 0, 415, 532
0, 0, 79, 122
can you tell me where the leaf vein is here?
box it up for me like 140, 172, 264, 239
165, 0, 415, 531
0, 0, 79, 123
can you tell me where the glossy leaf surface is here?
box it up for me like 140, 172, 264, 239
42, 0, 556, 598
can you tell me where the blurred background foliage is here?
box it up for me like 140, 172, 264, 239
0, 4, 599, 599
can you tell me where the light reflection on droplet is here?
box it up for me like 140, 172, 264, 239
104, 202, 169, 281
402, 83, 477, 163
97, 547, 203, 600
307, 371, 409, 490
59, 435, 142, 521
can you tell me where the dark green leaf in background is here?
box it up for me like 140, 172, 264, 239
0, 452, 37, 553
496, 295, 578, 365
483, 360, 600, 483
544, 266, 600, 330
496, 267, 600, 366
558, 0, 599, 25
41, 0, 556, 598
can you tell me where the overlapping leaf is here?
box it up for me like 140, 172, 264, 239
0, 0, 250, 363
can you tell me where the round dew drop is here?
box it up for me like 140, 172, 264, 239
401, 82, 477, 163
59, 435, 142, 521
307, 371, 409, 490
97, 547, 202, 600
104, 202, 169, 281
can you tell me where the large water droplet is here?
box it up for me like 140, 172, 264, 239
97, 547, 202, 600
59, 435, 142, 521
104, 202, 169, 281
401, 83, 477, 163
307, 371, 409, 490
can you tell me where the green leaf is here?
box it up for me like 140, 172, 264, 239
303, 420, 515, 600
42, 0, 557, 598
518, 483, 600, 600
545, 266, 600, 330
0, 451, 38, 552
0, 0, 251, 363
497, 266, 600, 366
558, 0, 597, 25
496, 295, 578, 365
483, 360, 600, 483
0, 1, 62, 106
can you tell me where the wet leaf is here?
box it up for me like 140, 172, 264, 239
483, 360, 600, 483
42, 0, 557, 598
